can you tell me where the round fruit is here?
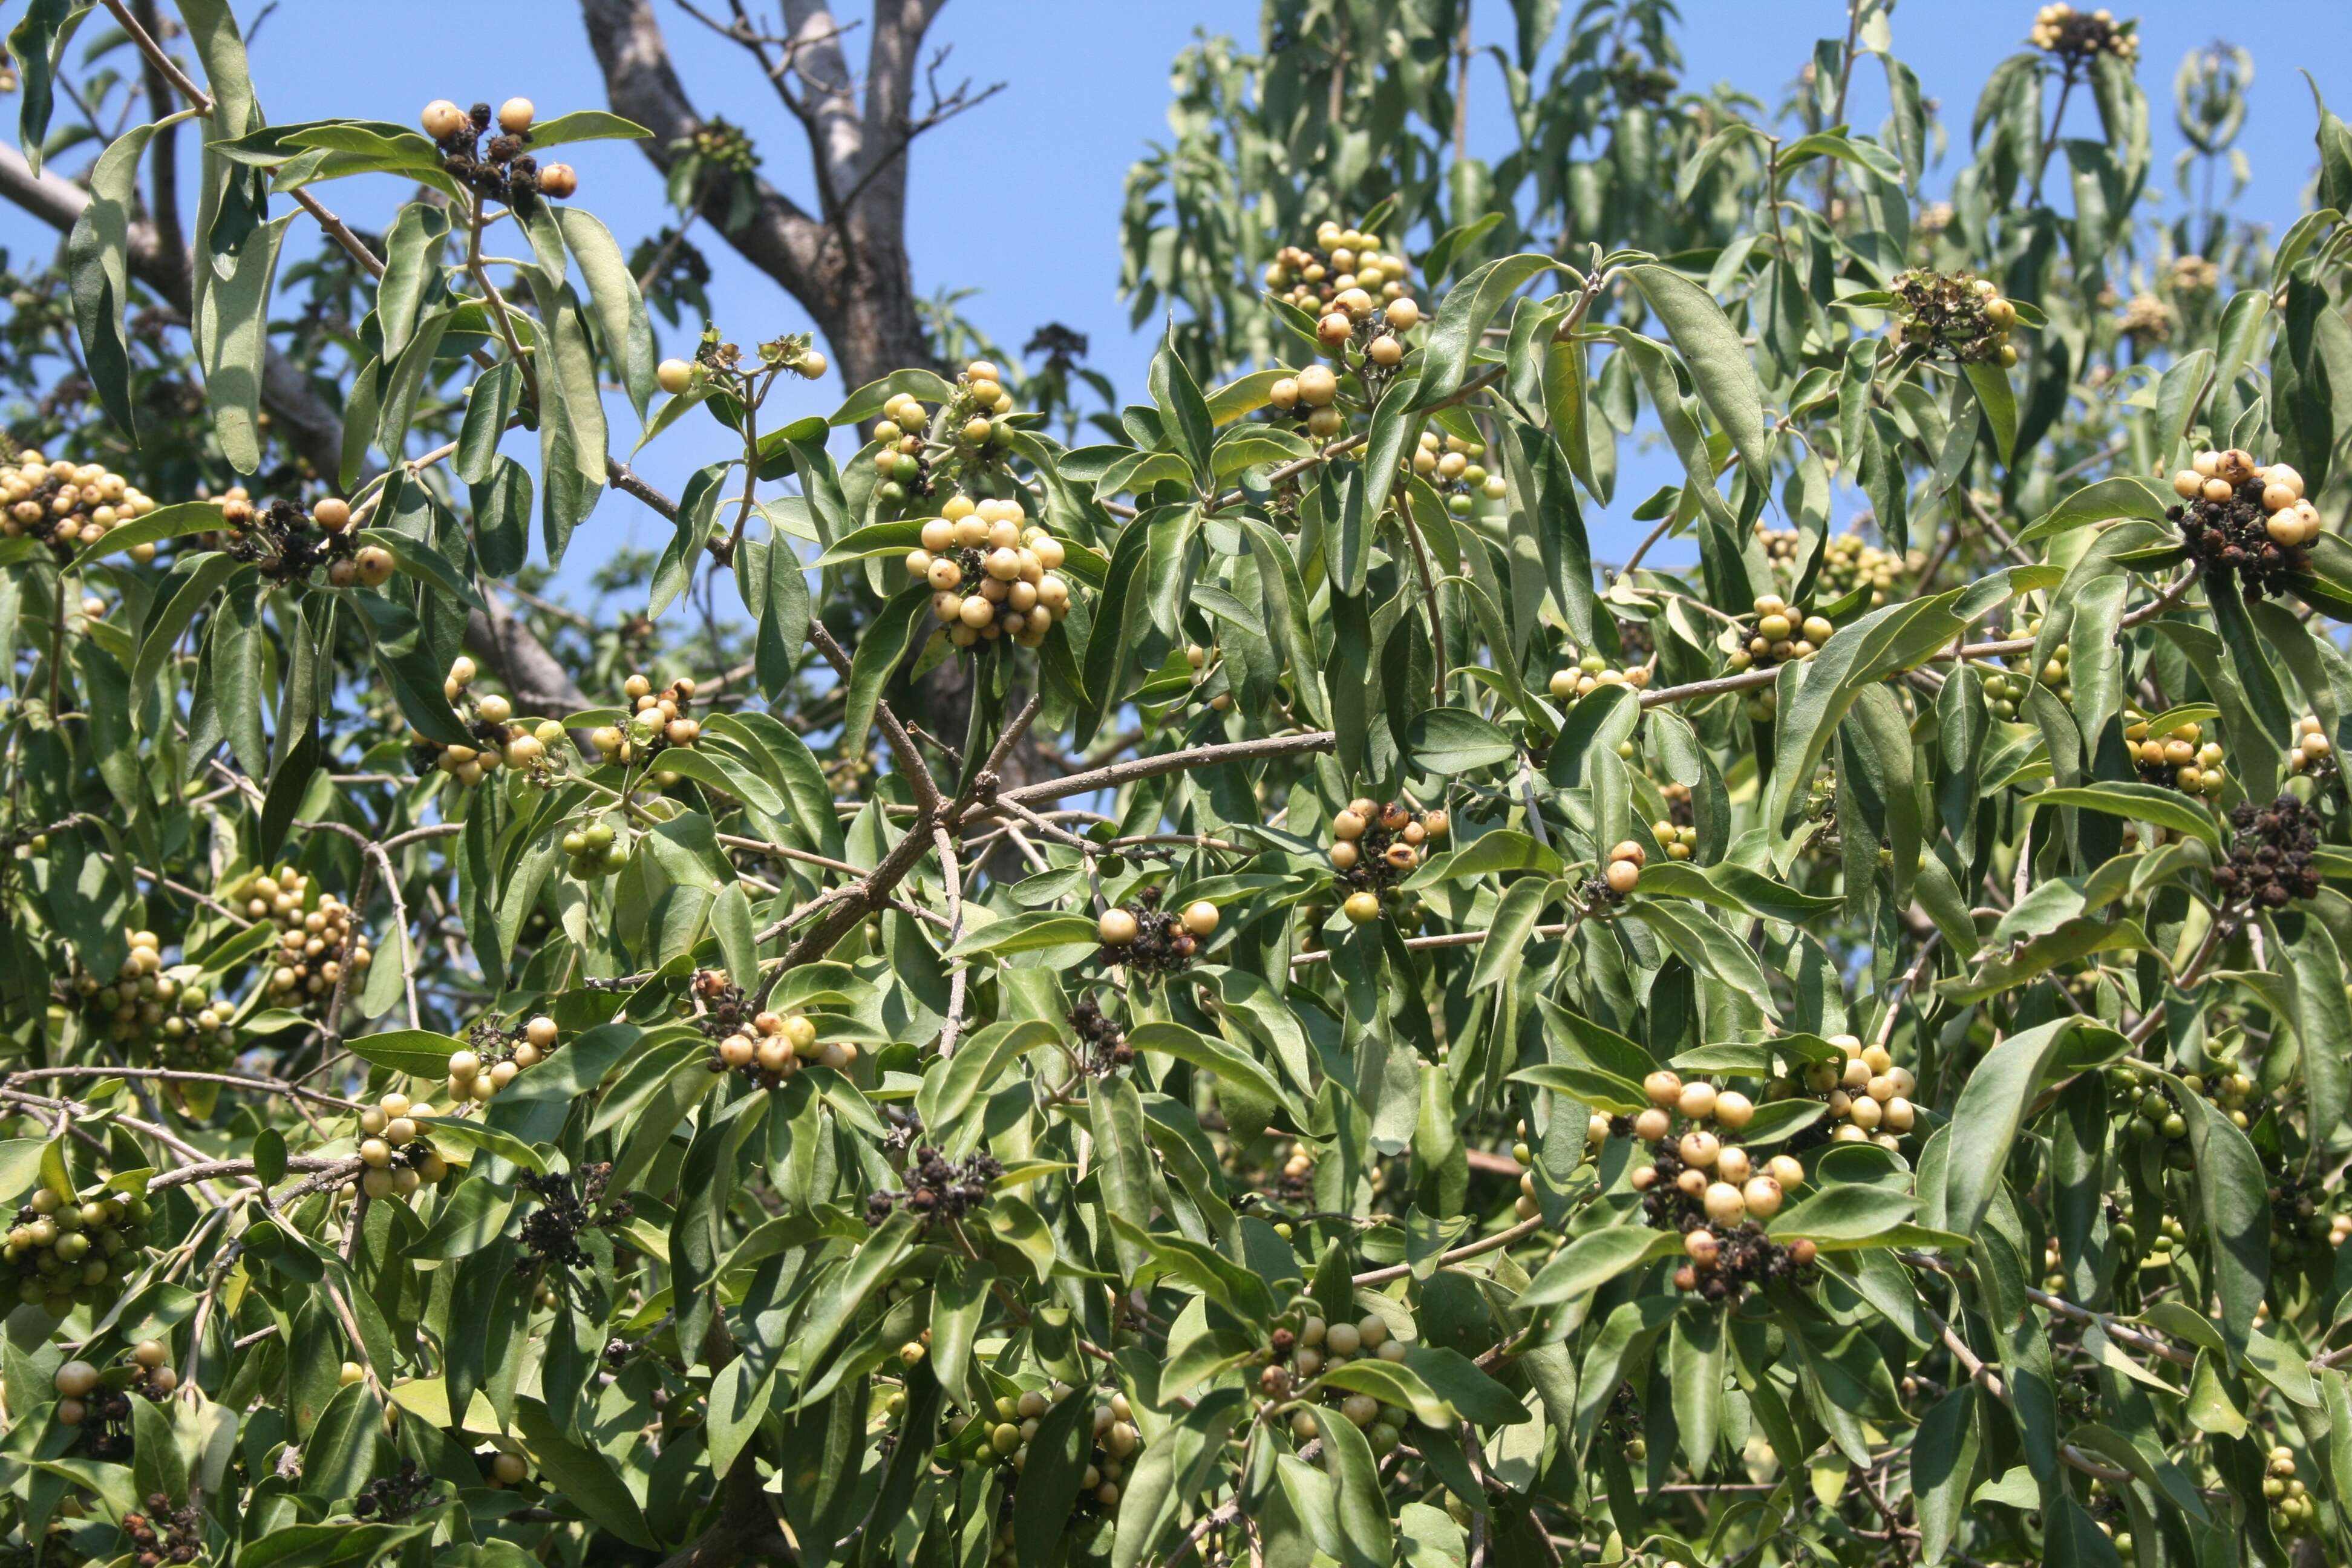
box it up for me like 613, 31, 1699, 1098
1097, 909, 1140, 946
498, 97, 535, 134
658, 358, 694, 394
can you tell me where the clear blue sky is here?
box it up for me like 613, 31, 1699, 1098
7, 0, 2352, 578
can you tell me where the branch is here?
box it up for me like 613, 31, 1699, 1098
580, 0, 832, 301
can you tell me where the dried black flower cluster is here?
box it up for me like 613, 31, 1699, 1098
70, 1382, 137, 1461
2215, 795, 2322, 908
1639, 1142, 1816, 1304
515, 1163, 627, 1276
122, 1494, 202, 1567
2173, 488, 2309, 605
1330, 800, 1442, 895
1091, 886, 1197, 979
1890, 269, 2017, 365
1069, 992, 1133, 1075
688, 969, 758, 1039
351, 1459, 440, 1521
431, 103, 558, 206
220, 497, 362, 585
1678, 1221, 1815, 1304
866, 1146, 1002, 1229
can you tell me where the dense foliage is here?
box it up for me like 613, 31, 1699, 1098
4, 2, 2352, 1566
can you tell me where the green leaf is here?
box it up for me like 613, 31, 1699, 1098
67, 111, 184, 440
1403, 708, 1518, 774
299, 1381, 380, 1504
1963, 360, 2018, 463
1768, 1183, 1917, 1246
555, 206, 658, 420
1318, 1402, 1393, 1568
344, 1028, 467, 1077
196, 212, 296, 474
710, 881, 759, 993
1415, 253, 1559, 410
1128, 1021, 1302, 1127
1147, 327, 1215, 489
2024, 783, 2222, 850
1627, 263, 1771, 481
8, 1, 77, 175
515, 1396, 657, 1547
2016, 475, 2175, 543
1936, 1018, 2120, 1236
1517, 1223, 1679, 1307
521, 109, 653, 148
655, 745, 789, 819
1015, 1392, 1099, 1568
942, 912, 1100, 960
2285, 921, 2352, 1149
838, 586, 927, 762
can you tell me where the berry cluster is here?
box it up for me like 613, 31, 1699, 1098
354, 1088, 452, 1201
2266, 1173, 2344, 1269
1270, 1306, 1416, 1455
2168, 449, 2316, 601
1723, 593, 1835, 680
2102, 1062, 2240, 1174
866, 1146, 1002, 1229
477, 1448, 532, 1489
1266, 220, 1419, 317
589, 671, 702, 766
1329, 797, 1448, 920
2215, 794, 2323, 909
560, 817, 632, 880
515, 1162, 627, 1277
658, 332, 826, 400
708, 1007, 845, 1085
1978, 615, 2074, 710
119, 1492, 201, 1567
872, 359, 1015, 508
981, 1387, 1142, 1522
420, 97, 577, 206
2265, 1443, 2315, 1538
1407, 431, 1504, 517
351, 1459, 442, 1522
218, 494, 390, 588
1890, 270, 2020, 365
912, 495, 1074, 650
2282, 713, 2336, 782
1067, 992, 1133, 1076
1266, 364, 1347, 441
1584, 837, 1650, 907
1625, 1071, 1793, 1219
2124, 710, 2227, 799
1789, 1034, 1920, 1147
2, 451, 160, 555
445, 1014, 558, 1105
235, 867, 371, 1012
1093, 886, 1218, 979
2028, 4, 2138, 62
1647, 815, 1699, 863
74, 932, 235, 1069
1755, 525, 1902, 608
688, 118, 759, 176
1548, 648, 1653, 704
6, 1186, 149, 1315
51, 1342, 173, 1457
410, 655, 530, 787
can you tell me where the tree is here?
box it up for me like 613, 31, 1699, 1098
2, 2, 2351, 1566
